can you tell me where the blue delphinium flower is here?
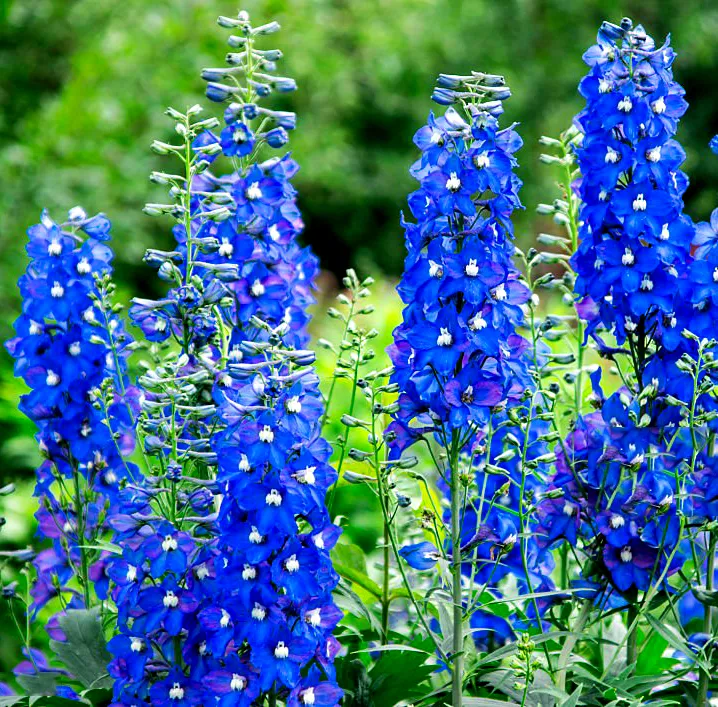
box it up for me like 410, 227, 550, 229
209, 334, 342, 703
108, 11, 335, 705
6, 207, 136, 688
572, 17, 693, 348
388, 73, 554, 656
538, 19, 700, 607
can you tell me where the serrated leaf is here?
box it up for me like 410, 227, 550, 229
463, 699, 521, 707
15, 672, 57, 696
49, 608, 112, 690
368, 645, 435, 707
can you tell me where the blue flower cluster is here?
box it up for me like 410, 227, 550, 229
389, 75, 555, 647
107, 11, 339, 705
388, 76, 532, 449
539, 20, 709, 604
6, 207, 135, 676
208, 338, 342, 704
572, 17, 692, 349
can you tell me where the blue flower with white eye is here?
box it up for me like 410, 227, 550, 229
220, 121, 255, 157
399, 541, 440, 570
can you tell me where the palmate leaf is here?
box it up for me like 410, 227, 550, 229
367, 644, 436, 707
14, 672, 58, 697
48, 608, 112, 690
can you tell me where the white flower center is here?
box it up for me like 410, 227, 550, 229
233, 129, 247, 144
230, 674, 246, 692
220, 609, 231, 628
306, 608, 322, 627
632, 193, 647, 212
469, 313, 487, 331
617, 96, 633, 112
69, 342, 81, 356
268, 224, 281, 241
474, 153, 490, 169
163, 590, 179, 608
493, 283, 507, 301
445, 172, 462, 192
265, 489, 282, 506
162, 534, 178, 552
47, 239, 62, 256
436, 327, 453, 347
195, 563, 209, 580
246, 183, 263, 200
259, 425, 274, 443
563, 502, 575, 516
605, 147, 620, 164
652, 96, 666, 114
242, 564, 257, 580
51, 281, 65, 298
77, 258, 92, 274
297, 466, 316, 485
126, 565, 137, 582
46, 370, 60, 386
660, 223, 670, 240
130, 637, 144, 653
464, 258, 479, 277
599, 189, 609, 202
239, 454, 251, 472
428, 260, 443, 278
219, 239, 233, 257
621, 247, 635, 266
640, 275, 653, 291
154, 318, 167, 332
274, 641, 290, 659
609, 514, 625, 529
302, 687, 316, 705
620, 546, 633, 563
249, 526, 264, 544
286, 396, 302, 413
712, 268, 718, 283
251, 279, 265, 297
598, 78, 611, 93
285, 554, 300, 573
625, 316, 637, 332
252, 603, 267, 621
646, 147, 661, 163
169, 683, 184, 700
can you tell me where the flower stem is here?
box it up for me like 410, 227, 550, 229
450, 436, 464, 707
626, 602, 638, 673
698, 531, 716, 706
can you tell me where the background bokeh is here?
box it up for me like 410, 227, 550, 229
2, 0, 718, 682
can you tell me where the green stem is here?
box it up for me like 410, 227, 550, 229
556, 600, 591, 692
626, 602, 638, 673
698, 531, 716, 706
450, 436, 464, 707
381, 517, 390, 643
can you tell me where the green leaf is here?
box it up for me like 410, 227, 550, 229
49, 608, 112, 690
645, 614, 711, 672
368, 646, 435, 707
463, 699, 521, 707
0, 698, 27, 707
332, 561, 382, 599
15, 672, 57, 696
332, 540, 369, 575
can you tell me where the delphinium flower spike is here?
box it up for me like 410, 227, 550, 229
6, 207, 136, 695
537, 19, 697, 673
388, 72, 553, 704
107, 10, 334, 705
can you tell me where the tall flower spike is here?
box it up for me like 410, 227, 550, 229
209, 324, 343, 705
108, 10, 328, 705
572, 17, 693, 351
388, 73, 553, 702
6, 207, 136, 691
